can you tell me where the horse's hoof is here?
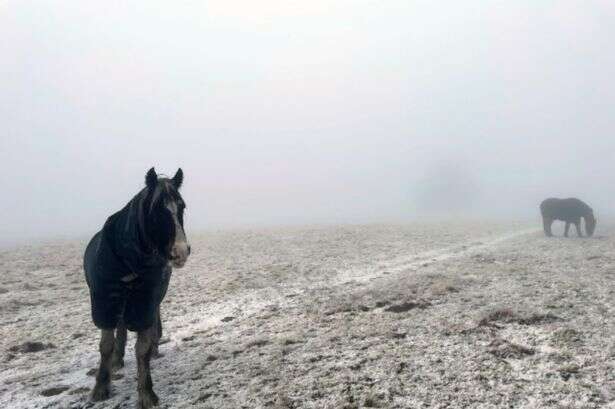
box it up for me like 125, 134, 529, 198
138, 390, 159, 408
89, 383, 110, 401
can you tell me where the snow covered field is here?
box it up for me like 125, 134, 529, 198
1, 221, 615, 408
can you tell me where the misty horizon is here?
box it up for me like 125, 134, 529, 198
2, 1, 615, 246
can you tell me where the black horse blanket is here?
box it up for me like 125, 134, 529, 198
540, 198, 593, 223
84, 193, 170, 331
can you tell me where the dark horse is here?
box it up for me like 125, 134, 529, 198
540, 198, 596, 238
84, 168, 190, 408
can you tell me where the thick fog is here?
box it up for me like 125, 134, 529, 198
1, 1, 615, 246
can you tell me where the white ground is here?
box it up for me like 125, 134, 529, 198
1, 221, 615, 409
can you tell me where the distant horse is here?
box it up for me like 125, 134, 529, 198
84, 168, 190, 408
540, 198, 596, 237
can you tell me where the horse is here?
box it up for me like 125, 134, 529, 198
540, 197, 596, 238
84, 167, 190, 408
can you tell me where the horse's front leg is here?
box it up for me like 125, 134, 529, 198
90, 329, 115, 401
151, 307, 163, 358
112, 320, 127, 370
564, 222, 571, 237
136, 326, 159, 409
575, 221, 583, 237
542, 217, 553, 237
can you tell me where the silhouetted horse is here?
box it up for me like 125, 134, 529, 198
540, 198, 596, 237
84, 168, 190, 408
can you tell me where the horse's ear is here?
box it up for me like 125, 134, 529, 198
172, 168, 183, 189
146, 167, 158, 189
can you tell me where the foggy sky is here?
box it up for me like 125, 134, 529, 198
2, 1, 615, 246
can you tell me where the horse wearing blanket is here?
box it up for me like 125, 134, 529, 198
540, 197, 596, 238
84, 168, 190, 408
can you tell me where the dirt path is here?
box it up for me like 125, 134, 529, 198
2, 222, 614, 408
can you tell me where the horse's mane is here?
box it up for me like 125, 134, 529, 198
103, 187, 165, 272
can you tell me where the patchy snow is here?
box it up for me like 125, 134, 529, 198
1, 221, 614, 408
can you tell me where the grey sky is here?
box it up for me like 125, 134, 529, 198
1, 1, 615, 245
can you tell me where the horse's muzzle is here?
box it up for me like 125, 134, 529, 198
170, 243, 190, 268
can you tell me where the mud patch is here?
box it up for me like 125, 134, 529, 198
478, 308, 559, 327
40, 386, 70, 397
385, 301, 430, 313
516, 313, 560, 325
8, 341, 56, 354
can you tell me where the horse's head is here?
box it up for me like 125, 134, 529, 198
585, 212, 596, 237
142, 167, 191, 268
